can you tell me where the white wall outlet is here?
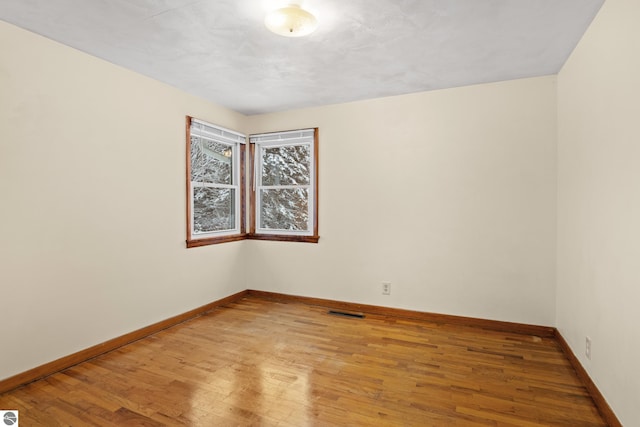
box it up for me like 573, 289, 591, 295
382, 281, 391, 295
585, 336, 592, 360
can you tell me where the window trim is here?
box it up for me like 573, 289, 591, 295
185, 116, 246, 248
248, 128, 319, 243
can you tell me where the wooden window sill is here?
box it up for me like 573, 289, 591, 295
186, 233, 248, 248
246, 234, 319, 243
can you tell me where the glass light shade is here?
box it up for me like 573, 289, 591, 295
265, 5, 318, 37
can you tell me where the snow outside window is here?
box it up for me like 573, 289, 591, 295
187, 117, 245, 246
250, 129, 318, 242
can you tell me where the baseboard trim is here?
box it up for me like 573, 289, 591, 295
554, 330, 622, 427
1, 288, 621, 427
0, 290, 248, 395
247, 290, 556, 338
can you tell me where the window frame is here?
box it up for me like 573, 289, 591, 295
185, 116, 246, 247
248, 128, 319, 243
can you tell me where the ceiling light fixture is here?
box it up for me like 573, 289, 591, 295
265, 4, 318, 38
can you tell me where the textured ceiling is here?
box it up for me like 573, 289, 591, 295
0, 0, 603, 115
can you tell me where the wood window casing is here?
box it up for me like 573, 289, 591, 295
185, 118, 318, 247
186, 116, 246, 247
248, 128, 319, 243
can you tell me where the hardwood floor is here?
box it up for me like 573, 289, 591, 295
0, 296, 606, 426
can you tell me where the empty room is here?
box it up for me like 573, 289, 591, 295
0, 0, 638, 425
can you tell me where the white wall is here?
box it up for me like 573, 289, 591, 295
0, 13, 570, 397
0, 21, 247, 380
557, 0, 640, 424
246, 76, 558, 326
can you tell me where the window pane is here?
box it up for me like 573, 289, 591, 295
193, 187, 235, 233
190, 137, 233, 185
260, 188, 309, 231
261, 145, 310, 186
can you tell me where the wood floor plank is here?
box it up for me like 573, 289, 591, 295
0, 296, 607, 426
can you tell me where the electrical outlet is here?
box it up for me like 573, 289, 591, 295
382, 282, 391, 295
585, 336, 592, 360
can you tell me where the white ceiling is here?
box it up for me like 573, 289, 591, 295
0, 0, 603, 115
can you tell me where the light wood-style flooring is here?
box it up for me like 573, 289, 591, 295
0, 296, 606, 426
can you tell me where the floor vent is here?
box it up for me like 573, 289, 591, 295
328, 310, 365, 319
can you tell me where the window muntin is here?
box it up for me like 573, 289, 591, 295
187, 117, 245, 246
250, 129, 318, 240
